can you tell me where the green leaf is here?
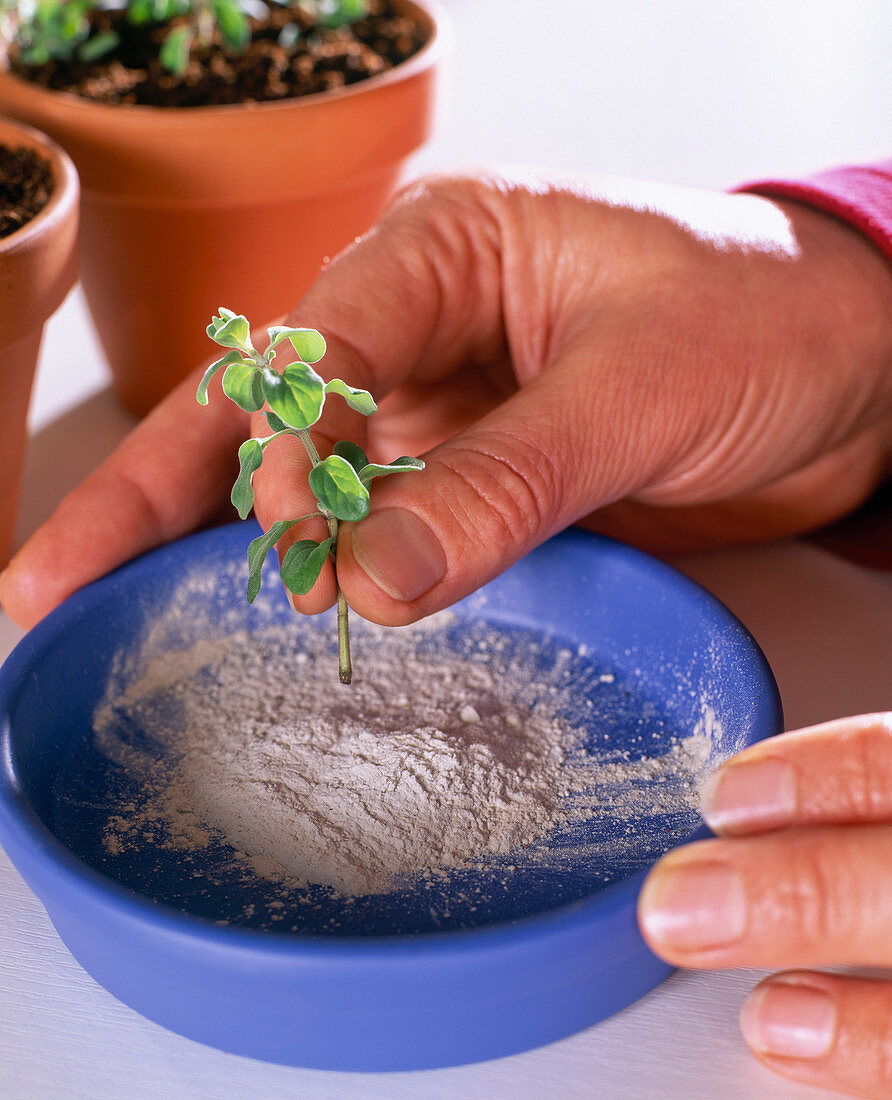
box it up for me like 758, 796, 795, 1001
246, 520, 297, 603
266, 326, 327, 364
128, 0, 188, 23
207, 308, 253, 351
77, 29, 119, 62
264, 410, 291, 434
333, 439, 368, 474
359, 455, 425, 487
196, 349, 243, 404
222, 360, 264, 413
212, 0, 250, 51
261, 363, 325, 430
309, 454, 370, 522
159, 24, 192, 76
280, 538, 334, 595
231, 438, 263, 520
60, 0, 88, 39
126, 0, 155, 24
324, 378, 377, 415
20, 44, 52, 65
315, 0, 368, 28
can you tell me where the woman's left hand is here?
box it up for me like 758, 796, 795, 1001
638, 713, 892, 1099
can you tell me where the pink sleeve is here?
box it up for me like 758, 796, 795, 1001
736, 160, 892, 265
748, 160, 892, 570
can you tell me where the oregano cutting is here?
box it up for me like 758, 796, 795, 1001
197, 307, 424, 684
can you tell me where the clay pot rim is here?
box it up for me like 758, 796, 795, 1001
0, 114, 79, 257
0, 0, 446, 125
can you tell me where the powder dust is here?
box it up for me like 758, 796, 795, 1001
93, 609, 714, 899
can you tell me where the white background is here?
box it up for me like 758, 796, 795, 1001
417, 0, 890, 187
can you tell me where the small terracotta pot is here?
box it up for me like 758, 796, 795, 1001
0, 1, 444, 417
0, 117, 78, 566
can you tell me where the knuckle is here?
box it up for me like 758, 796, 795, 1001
435, 433, 561, 549
368, 173, 506, 369
396, 176, 502, 284
390, 169, 505, 219
88, 468, 165, 545
768, 840, 857, 956
842, 716, 892, 820
386, 172, 501, 265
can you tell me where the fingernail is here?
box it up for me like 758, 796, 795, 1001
701, 757, 797, 834
740, 980, 836, 1059
350, 508, 446, 602
639, 858, 746, 952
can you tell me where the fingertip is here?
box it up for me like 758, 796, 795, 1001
348, 508, 447, 603
313, 503, 448, 628
0, 547, 59, 631
738, 972, 892, 1098
636, 848, 747, 964
739, 974, 837, 1061
700, 756, 798, 835
0, 564, 24, 628
702, 715, 892, 831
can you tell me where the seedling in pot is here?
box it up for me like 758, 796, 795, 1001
3, 0, 370, 77
198, 307, 424, 685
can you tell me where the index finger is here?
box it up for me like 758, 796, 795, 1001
0, 368, 248, 629
701, 713, 892, 835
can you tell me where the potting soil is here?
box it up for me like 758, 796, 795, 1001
0, 144, 54, 237
11, 0, 429, 107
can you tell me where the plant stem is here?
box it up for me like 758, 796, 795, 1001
337, 587, 352, 685
297, 428, 322, 465
326, 511, 353, 684
298, 429, 352, 684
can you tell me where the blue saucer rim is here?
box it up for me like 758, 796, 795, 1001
0, 522, 782, 959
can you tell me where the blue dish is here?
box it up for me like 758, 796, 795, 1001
0, 523, 781, 1070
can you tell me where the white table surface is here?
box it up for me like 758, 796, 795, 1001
3, 2, 891, 1097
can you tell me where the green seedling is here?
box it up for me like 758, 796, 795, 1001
6, 0, 368, 77
300, 0, 368, 28
6, 0, 111, 65
6, 0, 247, 71
137, 0, 251, 77
198, 307, 424, 684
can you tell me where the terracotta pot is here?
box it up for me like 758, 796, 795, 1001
0, 1, 444, 417
0, 117, 78, 566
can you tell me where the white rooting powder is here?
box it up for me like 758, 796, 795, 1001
93, 611, 713, 897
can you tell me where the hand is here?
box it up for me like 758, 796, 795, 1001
2, 168, 892, 628
638, 714, 892, 1100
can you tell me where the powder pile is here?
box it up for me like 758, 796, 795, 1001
96, 618, 582, 894
93, 614, 713, 898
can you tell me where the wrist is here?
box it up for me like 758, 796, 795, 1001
776, 197, 892, 467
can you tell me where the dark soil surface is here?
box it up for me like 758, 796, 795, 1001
0, 145, 54, 238
9, 1, 429, 107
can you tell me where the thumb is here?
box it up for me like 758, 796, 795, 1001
337, 351, 666, 626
